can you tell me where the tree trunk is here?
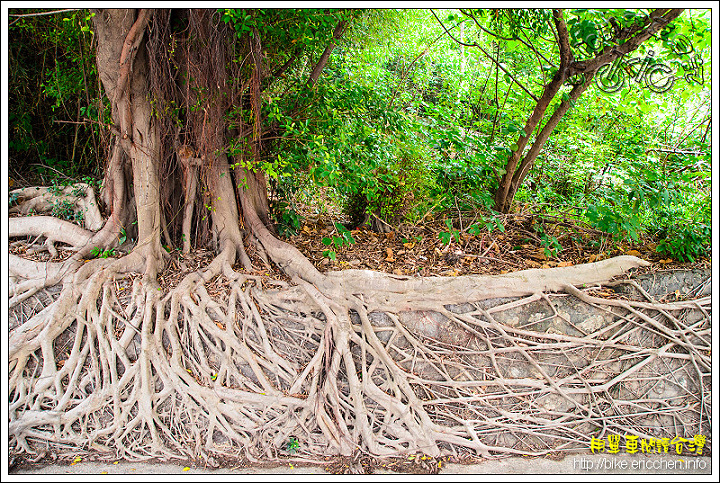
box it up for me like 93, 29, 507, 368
494, 68, 566, 213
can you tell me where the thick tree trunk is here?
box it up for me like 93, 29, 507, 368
493, 69, 566, 213
93, 8, 164, 276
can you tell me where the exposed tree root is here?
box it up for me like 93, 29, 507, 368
8, 247, 711, 463
10, 183, 103, 231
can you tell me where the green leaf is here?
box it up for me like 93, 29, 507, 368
321, 237, 332, 246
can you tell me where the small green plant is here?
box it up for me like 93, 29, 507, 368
321, 222, 355, 260
401, 235, 423, 244
540, 233, 562, 258
9, 192, 20, 207
468, 212, 505, 236
90, 247, 116, 258
285, 436, 300, 454
438, 219, 461, 246
532, 220, 562, 258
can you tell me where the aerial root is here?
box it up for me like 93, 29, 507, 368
8, 258, 711, 462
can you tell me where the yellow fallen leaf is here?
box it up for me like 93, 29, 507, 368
100, 471, 108, 474
113, 461, 119, 465
183, 467, 190, 472
72, 456, 82, 464
403, 242, 415, 249
588, 254, 598, 263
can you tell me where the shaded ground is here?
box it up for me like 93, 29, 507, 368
287, 211, 710, 277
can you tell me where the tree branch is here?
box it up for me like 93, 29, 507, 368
570, 9, 684, 75
308, 19, 348, 87
430, 10, 538, 102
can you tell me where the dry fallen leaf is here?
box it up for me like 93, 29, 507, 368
626, 249, 642, 257
557, 261, 573, 267
385, 247, 395, 262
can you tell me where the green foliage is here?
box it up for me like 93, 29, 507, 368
586, 202, 641, 242
90, 247, 116, 259
51, 199, 84, 223
9, 8, 106, 183
321, 222, 356, 260
656, 223, 709, 262
285, 436, 300, 454
531, 221, 562, 258
273, 201, 303, 237
468, 212, 505, 235
438, 219, 461, 246
539, 233, 562, 258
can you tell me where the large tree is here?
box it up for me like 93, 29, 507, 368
435, 8, 685, 213
8, 9, 709, 464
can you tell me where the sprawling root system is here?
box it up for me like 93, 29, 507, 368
8, 251, 711, 463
